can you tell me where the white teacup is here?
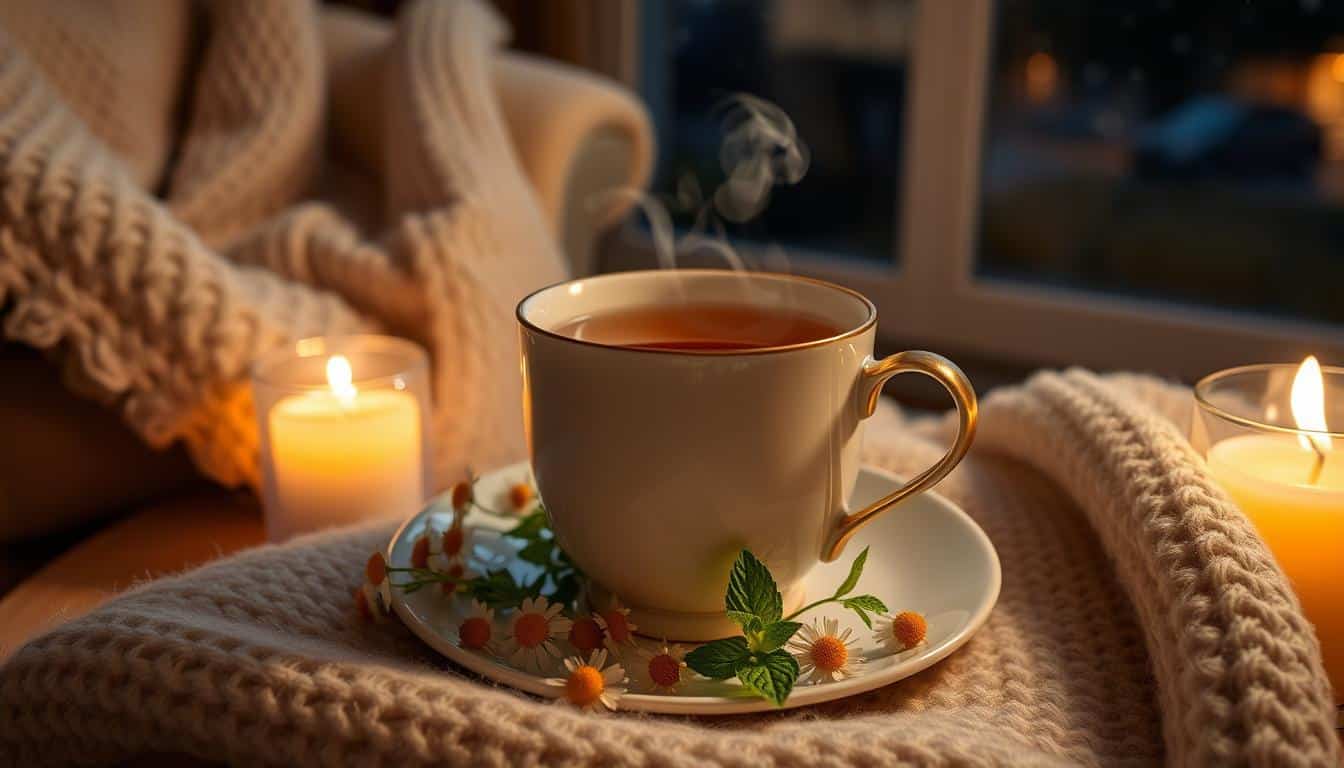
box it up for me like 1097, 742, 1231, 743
517, 270, 977, 640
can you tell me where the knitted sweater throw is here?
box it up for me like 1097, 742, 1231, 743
1, 371, 1338, 766
0, 0, 576, 490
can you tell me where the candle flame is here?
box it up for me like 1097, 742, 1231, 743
326, 355, 357, 405
1290, 355, 1331, 455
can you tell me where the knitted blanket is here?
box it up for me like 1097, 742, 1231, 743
2, 371, 1337, 766
0, 0, 586, 491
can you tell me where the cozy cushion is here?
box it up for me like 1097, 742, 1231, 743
0, 0, 652, 544
0, 0, 575, 497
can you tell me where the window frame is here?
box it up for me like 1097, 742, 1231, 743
593, 0, 1344, 381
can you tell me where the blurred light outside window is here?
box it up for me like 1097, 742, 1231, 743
979, 1, 1344, 326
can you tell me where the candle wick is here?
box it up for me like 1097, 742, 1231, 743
1308, 442, 1326, 486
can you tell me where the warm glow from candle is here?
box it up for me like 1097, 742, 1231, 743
1290, 356, 1331, 455
326, 355, 357, 405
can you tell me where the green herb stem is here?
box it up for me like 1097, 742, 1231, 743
784, 596, 841, 622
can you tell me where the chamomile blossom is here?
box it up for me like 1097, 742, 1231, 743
504, 596, 572, 672
410, 532, 433, 569
593, 597, 637, 650
354, 552, 392, 623
787, 617, 862, 684
428, 523, 471, 572
456, 600, 497, 653
450, 480, 474, 511
874, 610, 927, 653
568, 614, 606, 654
507, 482, 535, 511
637, 641, 688, 693
545, 649, 627, 711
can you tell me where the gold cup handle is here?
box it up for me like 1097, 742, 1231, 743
823, 350, 978, 562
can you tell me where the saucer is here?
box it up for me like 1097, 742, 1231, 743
388, 462, 1001, 715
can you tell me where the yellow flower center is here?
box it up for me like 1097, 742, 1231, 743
514, 612, 549, 648
891, 611, 927, 649
451, 481, 473, 510
365, 553, 386, 585
509, 483, 535, 509
411, 537, 430, 568
648, 654, 681, 688
442, 526, 465, 557
600, 610, 630, 643
568, 617, 605, 652
565, 665, 605, 706
459, 617, 491, 649
810, 635, 849, 672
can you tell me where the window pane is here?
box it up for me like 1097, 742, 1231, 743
977, 1, 1344, 325
640, 0, 913, 262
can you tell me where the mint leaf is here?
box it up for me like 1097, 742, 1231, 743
736, 649, 799, 706
506, 512, 547, 540
517, 538, 553, 566
685, 637, 751, 679
842, 595, 887, 613
549, 571, 581, 606
726, 550, 782, 625
466, 569, 531, 607
842, 595, 887, 628
832, 546, 869, 598
726, 610, 762, 632
753, 621, 801, 653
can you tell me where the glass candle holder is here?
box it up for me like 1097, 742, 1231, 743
251, 335, 433, 542
1192, 362, 1343, 709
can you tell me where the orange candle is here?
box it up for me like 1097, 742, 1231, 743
1199, 357, 1343, 703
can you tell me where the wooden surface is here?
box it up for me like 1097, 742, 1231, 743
0, 491, 264, 662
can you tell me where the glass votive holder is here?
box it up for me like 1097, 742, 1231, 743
1191, 362, 1343, 708
251, 335, 433, 542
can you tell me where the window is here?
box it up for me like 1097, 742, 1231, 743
601, 0, 1344, 381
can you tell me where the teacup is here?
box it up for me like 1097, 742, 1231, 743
517, 270, 977, 640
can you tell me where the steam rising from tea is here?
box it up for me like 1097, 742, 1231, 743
579, 94, 815, 344
595, 93, 810, 276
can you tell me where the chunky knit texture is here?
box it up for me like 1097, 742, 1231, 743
1, 371, 1337, 766
0, 0, 586, 490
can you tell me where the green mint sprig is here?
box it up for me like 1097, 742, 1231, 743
684, 548, 886, 705
391, 501, 586, 610
783, 547, 888, 629
500, 505, 584, 607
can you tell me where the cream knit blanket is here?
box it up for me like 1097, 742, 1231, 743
0, 0, 583, 490
1, 371, 1338, 766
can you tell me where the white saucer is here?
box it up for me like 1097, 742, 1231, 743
388, 462, 1001, 715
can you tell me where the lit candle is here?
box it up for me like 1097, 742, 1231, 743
1203, 356, 1343, 700
264, 353, 424, 541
